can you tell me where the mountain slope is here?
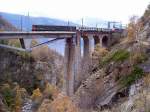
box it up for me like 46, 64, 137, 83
0, 15, 17, 31
0, 12, 77, 31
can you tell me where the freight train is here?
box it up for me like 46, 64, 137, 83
32, 25, 123, 32
32, 25, 77, 31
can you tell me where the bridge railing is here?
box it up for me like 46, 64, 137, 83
77, 26, 114, 32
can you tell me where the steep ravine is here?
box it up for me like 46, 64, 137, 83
0, 46, 64, 111
72, 41, 150, 111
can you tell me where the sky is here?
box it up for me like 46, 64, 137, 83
0, 0, 150, 24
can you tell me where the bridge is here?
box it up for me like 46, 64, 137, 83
0, 25, 123, 96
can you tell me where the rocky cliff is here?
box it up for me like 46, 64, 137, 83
0, 46, 64, 111
71, 4, 150, 112
73, 41, 149, 111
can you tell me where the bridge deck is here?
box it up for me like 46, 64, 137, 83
0, 25, 123, 39
0, 31, 76, 39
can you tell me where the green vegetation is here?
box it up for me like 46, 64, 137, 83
8, 40, 21, 48
1, 84, 15, 109
0, 39, 21, 48
0, 40, 8, 45
119, 66, 144, 87
101, 49, 130, 66
17, 51, 32, 60
3, 89, 14, 107
111, 49, 130, 62
0, 84, 28, 111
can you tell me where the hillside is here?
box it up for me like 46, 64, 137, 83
0, 12, 77, 31
0, 15, 17, 31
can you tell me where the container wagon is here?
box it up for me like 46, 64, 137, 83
32, 25, 76, 31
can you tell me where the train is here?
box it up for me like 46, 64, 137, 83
32, 25, 123, 32
32, 25, 77, 31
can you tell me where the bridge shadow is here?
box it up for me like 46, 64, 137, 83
102, 36, 108, 47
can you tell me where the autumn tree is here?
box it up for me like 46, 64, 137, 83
14, 86, 23, 112
43, 82, 59, 100
31, 88, 43, 105
127, 16, 143, 42
31, 45, 53, 62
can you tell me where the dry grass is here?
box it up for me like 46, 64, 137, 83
92, 44, 109, 60
38, 93, 78, 112
50, 94, 78, 112
43, 82, 60, 99
31, 45, 52, 62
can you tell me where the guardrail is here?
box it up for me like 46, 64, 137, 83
76, 26, 121, 32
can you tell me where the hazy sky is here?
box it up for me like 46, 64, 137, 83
0, 0, 149, 24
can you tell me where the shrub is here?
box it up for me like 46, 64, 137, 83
14, 87, 23, 112
43, 82, 59, 100
43, 83, 53, 99
38, 94, 78, 112
31, 45, 51, 62
17, 51, 32, 60
0, 40, 8, 44
92, 44, 109, 59
8, 39, 21, 48
1, 84, 15, 108
119, 66, 144, 87
131, 52, 148, 64
101, 49, 130, 66
126, 16, 143, 42
144, 74, 150, 87
31, 88, 43, 100
111, 49, 130, 62
0, 39, 21, 48
31, 88, 43, 105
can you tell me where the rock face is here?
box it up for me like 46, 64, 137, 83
138, 7, 150, 42
138, 21, 150, 41
73, 41, 148, 110
0, 46, 65, 111
0, 47, 63, 92
0, 48, 36, 92
31, 45, 64, 88
22, 99, 33, 112
102, 75, 150, 112
73, 58, 133, 110
119, 79, 144, 112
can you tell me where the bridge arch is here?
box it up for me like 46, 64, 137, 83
93, 35, 100, 46
102, 35, 109, 47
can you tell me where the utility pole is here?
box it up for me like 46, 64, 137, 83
96, 23, 98, 28
81, 18, 84, 28
27, 12, 30, 31
108, 22, 110, 29
20, 16, 23, 31
68, 20, 70, 26
113, 22, 115, 28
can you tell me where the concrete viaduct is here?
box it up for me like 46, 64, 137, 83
0, 26, 123, 96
